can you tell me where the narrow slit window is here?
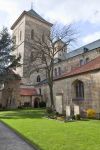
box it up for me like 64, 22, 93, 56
20, 31, 22, 41
31, 29, 34, 40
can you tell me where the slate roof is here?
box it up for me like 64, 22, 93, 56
65, 39, 100, 59
28, 9, 49, 24
11, 9, 53, 30
20, 88, 37, 96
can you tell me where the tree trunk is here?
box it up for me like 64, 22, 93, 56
49, 84, 55, 109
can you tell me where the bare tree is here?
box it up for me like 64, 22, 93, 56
30, 24, 77, 109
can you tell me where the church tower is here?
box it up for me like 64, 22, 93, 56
11, 8, 53, 85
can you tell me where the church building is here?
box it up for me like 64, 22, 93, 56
0, 8, 100, 118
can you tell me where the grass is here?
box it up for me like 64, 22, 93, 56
0, 108, 100, 150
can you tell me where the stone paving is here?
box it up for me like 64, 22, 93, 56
0, 122, 36, 150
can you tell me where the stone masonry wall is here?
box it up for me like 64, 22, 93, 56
23, 15, 51, 78
1, 80, 21, 108
38, 70, 100, 114
54, 48, 100, 77
12, 16, 26, 77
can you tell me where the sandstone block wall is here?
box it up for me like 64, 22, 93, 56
39, 70, 100, 114
54, 48, 100, 76
1, 80, 21, 108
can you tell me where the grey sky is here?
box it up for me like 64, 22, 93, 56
0, 0, 100, 48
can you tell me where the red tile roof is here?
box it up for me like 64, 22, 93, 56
55, 56, 100, 80
20, 88, 37, 96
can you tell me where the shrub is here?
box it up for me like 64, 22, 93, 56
18, 106, 23, 109
76, 114, 81, 120
71, 115, 76, 120
57, 116, 65, 121
24, 102, 30, 107
86, 109, 96, 118
55, 112, 60, 116
46, 107, 53, 114
39, 101, 46, 108
49, 115, 56, 119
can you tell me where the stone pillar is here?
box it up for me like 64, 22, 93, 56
55, 95, 63, 114
74, 105, 80, 115
66, 105, 71, 117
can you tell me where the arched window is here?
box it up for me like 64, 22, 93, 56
86, 57, 89, 63
54, 68, 57, 76
31, 29, 34, 40
37, 75, 41, 82
80, 59, 84, 66
74, 80, 84, 99
58, 67, 61, 75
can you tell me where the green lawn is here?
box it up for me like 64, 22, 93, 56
0, 109, 100, 150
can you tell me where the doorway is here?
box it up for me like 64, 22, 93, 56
34, 98, 40, 108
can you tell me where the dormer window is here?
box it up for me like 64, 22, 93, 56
84, 47, 89, 53
31, 29, 34, 40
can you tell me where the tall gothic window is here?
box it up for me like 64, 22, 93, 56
37, 75, 41, 82
74, 80, 84, 98
31, 29, 34, 40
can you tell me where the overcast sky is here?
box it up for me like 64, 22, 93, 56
0, 0, 100, 49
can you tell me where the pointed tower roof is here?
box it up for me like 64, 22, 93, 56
11, 9, 53, 30
28, 9, 46, 21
